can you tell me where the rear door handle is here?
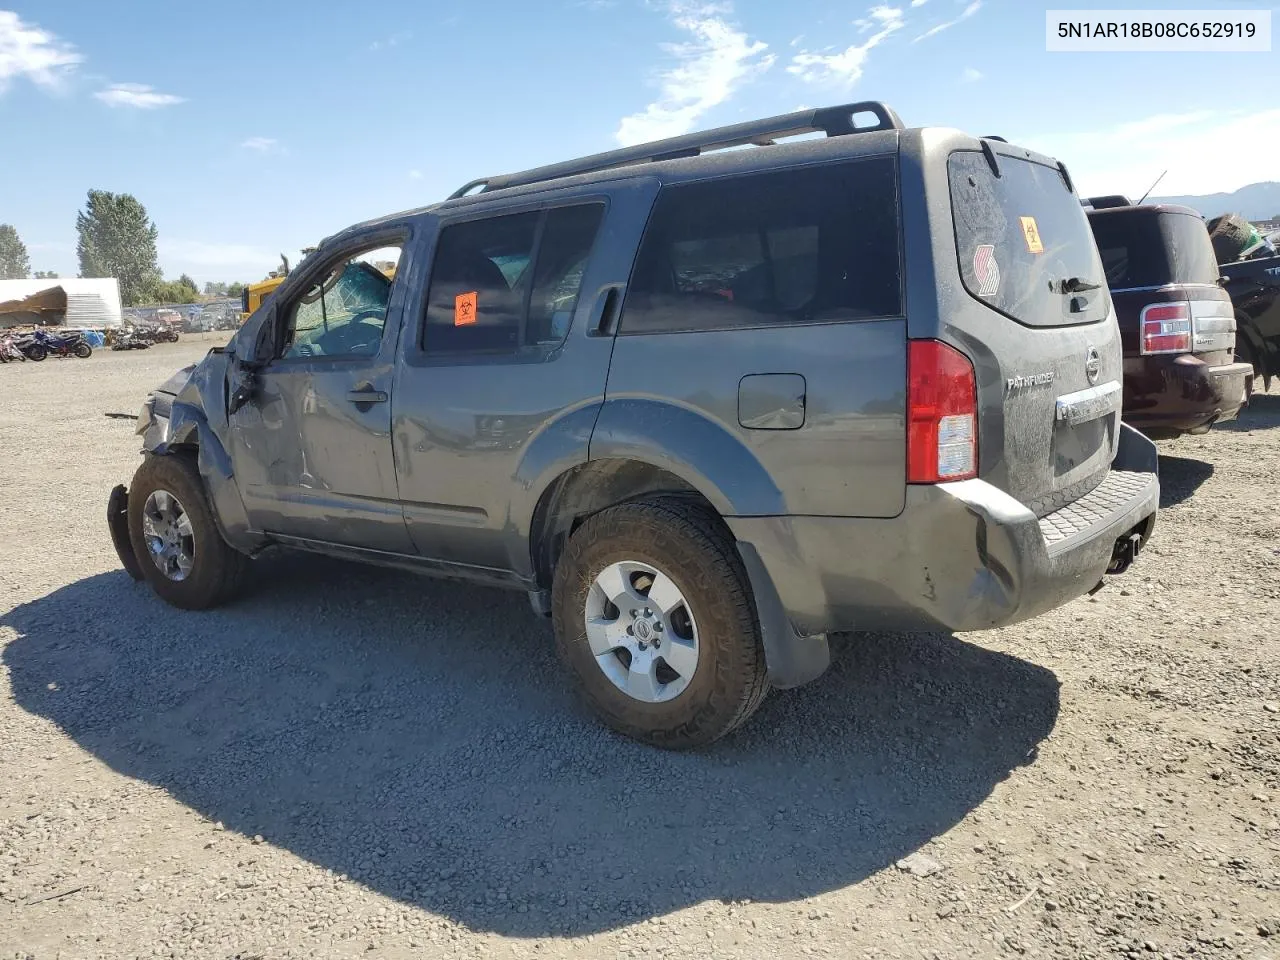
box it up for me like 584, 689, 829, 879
589, 284, 624, 335
347, 388, 388, 405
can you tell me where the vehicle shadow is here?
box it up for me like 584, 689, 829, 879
1158, 454, 1215, 508
2, 560, 1059, 936
1218, 390, 1280, 432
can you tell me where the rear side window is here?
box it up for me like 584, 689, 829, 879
1089, 210, 1219, 289
621, 158, 902, 334
423, 203, 604, 355
950, 151, 1106, 327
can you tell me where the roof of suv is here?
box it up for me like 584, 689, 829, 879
1088, 203, 1203, 220
325, 101, 1066, 247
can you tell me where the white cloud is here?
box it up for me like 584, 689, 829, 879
1019, 108, 1280, 197
913, 0, 981, 42
368, 31, 411, 51
615, 2, 775, 146
788, 5, 904, 87
241, 136, 279, 152
0, 10, 81, 92
961, 66, 983, 82
910, 0, 928, 5
408, 169, 423, 180
94, 82, 184, 109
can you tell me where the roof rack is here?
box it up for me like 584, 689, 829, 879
446, 101, 904, 200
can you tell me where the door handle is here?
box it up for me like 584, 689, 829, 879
347, 388, 388, 405
588, 284, 624, 336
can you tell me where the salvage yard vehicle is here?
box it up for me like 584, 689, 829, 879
1206, 217, 1280, 390
1085, 198, 1253, 437
107, 102, 1159, 748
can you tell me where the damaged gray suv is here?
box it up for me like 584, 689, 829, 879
108, 102, 1160, 748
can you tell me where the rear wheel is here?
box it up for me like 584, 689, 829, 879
26, 345, 46, 362
551, 497, 769, 748
127, 454, 247, 610
74, 342, 92, 359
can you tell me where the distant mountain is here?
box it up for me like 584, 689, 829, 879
1149, 181, 1280, 220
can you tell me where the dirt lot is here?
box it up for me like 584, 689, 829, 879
1, 339, 1277, 960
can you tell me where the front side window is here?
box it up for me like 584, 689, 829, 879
620, 158, 902, 334
423, 203, 604, 355
281, 245, 401, 359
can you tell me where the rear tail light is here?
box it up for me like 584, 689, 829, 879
1140, 301, 1192, 355
907, 339, 978, 483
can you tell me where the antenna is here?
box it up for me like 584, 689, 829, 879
1137, 170, 1167, 206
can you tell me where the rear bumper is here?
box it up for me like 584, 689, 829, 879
1123, 354, 1253, 437
730, 423, 1159, 637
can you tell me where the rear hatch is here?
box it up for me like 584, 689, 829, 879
1088, 206, 1235, 363
945, 148, 1120, 516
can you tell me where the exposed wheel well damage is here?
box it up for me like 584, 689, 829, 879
528, 459, 717, 591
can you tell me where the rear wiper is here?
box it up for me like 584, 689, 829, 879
1057, 277, 1102, 294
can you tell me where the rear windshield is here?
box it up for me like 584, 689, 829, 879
949, 151, 1106, 327
1088, 210, 1219, 289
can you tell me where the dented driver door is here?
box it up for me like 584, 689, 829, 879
228, 230, 416, 554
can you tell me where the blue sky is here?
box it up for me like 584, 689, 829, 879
2, 0, 1277, 284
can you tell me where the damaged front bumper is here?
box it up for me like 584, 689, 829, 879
107, 483, 144, 581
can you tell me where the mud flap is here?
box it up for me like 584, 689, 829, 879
108, 484, 145, 582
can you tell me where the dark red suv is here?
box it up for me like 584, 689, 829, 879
1087, 199, 1253, 439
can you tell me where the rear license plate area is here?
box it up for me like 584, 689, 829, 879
1053, 413, 1115, 480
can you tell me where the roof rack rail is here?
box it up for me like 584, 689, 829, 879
446, 101, 904, 200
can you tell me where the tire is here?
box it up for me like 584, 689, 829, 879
26, 345, 47, 362
127, 453, 247, 610
1207, 214, 1253, 264
551, 497, 769, 749
74, 342, 92, 359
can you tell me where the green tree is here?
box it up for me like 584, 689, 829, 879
177, 273, 198, 294
75, 190, 161, 305
34, 270, 60, 279
227, 282, 245, 299
0, 224, 30, 279
203, 281, 228, 297
145, 278, 200, 305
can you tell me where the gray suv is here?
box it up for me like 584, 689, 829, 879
107, 102, 1160, 747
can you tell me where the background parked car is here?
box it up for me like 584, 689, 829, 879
1206, 213, 1280, 391
1085, 196, 1252, 438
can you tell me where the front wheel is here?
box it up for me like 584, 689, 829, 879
552, 497, 769, 749
127, 454, 247, 610
74, 342, 92, 359
25, 345, 47, 362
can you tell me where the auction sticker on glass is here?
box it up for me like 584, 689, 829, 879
1046, 10, 1271, 51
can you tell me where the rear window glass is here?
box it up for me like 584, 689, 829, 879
621, 157, 902, 334
1088, 210, 1218, 289
949, 151, 1106, 327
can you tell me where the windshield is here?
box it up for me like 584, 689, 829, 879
949, 150, 1107, 327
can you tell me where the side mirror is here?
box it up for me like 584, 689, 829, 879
228, 308, 276, 415
247, 307, 278, 366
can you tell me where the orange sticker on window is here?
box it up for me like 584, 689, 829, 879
454, 291, 477, 326
1020, 216, 1044, 254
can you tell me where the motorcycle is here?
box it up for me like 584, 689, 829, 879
111, 331, 151, 351
0, 334, 26, 362
17, 329, 93, 361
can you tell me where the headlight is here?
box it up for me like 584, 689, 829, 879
135, 399, 155, 436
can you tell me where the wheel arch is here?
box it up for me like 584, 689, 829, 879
526, 458, 715, 592
145, 401, 261, 554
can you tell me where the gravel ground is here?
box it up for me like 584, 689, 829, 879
1, 338, 1277, 960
